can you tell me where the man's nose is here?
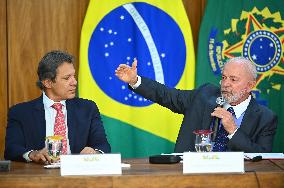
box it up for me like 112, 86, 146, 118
221, 79, 230, 87
71, 77, 77, 85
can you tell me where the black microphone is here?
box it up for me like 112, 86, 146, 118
211, 96, 226, 141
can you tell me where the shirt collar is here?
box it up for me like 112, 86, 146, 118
223, 95, 251, 119
42, 91, 66, 108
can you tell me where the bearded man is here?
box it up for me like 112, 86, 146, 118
115, 57, 277, 152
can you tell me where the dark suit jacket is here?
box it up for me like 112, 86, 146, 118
5, 96, 111, 161
132, 77, 277, 153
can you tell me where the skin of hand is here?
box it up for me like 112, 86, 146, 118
29, 148, 52, 164
115, 58, 138, 85
80, 147, 100, 154
211, 107, 237, 134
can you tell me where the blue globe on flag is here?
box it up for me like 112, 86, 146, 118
88, 2, 186, 107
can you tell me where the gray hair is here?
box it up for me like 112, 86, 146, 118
36, 50, 74, 90
223, 57, 257, 80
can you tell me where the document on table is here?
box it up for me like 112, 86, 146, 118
244, 153, 284, 160
44, 162, 131, 169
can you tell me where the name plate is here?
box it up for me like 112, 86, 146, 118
60, 154, 122, 176
183, 152, 244, 173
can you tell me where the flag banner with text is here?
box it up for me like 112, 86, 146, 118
79, 0, 195, 157
197, 0, 284, 152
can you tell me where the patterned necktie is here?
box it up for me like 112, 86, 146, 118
212, 107, 235, 152
52, 103, 68, 154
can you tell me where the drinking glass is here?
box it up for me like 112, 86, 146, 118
193, 130, 213, 152
45, 135, 63, 162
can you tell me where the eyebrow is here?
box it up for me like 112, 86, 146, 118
222, 73, 239, 78
229, 75, 239, 78
222, 75, 241, 82
61, 73, 76, 78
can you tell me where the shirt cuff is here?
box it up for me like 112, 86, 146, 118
94, 149, 105, 154
23, 150, 33, 162
227, 128, 238, 139
130, 76, 141, 89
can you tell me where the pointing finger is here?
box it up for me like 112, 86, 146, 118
132, 58, 137, 69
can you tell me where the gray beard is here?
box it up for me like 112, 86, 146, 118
222, 89, 247, 104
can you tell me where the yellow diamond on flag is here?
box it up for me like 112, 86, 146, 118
79, 0, 195, 157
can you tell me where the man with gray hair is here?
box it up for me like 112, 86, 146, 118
115, 57, 277, 152
5, 50, 111, 163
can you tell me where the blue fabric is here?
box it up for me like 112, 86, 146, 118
227, 107, 235, 115
212, 107, 235, 151
235, 112, 245, 128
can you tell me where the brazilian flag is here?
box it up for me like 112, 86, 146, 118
79, 0, 195, 158
197, 0, 284, 152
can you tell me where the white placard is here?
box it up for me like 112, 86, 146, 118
60, 154, 122, 176
183, 152, 244, 173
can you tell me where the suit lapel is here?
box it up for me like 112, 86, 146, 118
32, 96, 46, 148
66, 99, 76, 152
202, 96, 218, 129
239, 97, 259, 135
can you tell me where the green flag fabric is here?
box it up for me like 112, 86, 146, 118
197, 0, 284, 152
79, 0, 195, 158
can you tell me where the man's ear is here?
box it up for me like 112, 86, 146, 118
42, 79, 53, 89
248, 80, 256, 91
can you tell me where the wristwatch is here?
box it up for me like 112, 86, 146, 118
94, 149, 104, 154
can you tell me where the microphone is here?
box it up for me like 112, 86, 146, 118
216, 96, 226, 107
211, 96, 226, 141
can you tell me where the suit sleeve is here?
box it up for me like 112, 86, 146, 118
4, 106, 29, 161
87, 102, 111, 153
131, 76, 196, 114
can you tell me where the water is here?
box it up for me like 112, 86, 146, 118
195, 143, 212, 152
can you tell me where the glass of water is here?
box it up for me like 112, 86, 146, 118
45, 135, 63, 162
193, 130, 213, 152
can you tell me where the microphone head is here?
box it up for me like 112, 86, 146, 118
216, 96, 226, 106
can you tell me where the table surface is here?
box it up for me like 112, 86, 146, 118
0, 158, 284, 188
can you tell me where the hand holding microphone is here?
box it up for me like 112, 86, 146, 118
211, 96, 237, 135
211, 96, 226, 141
